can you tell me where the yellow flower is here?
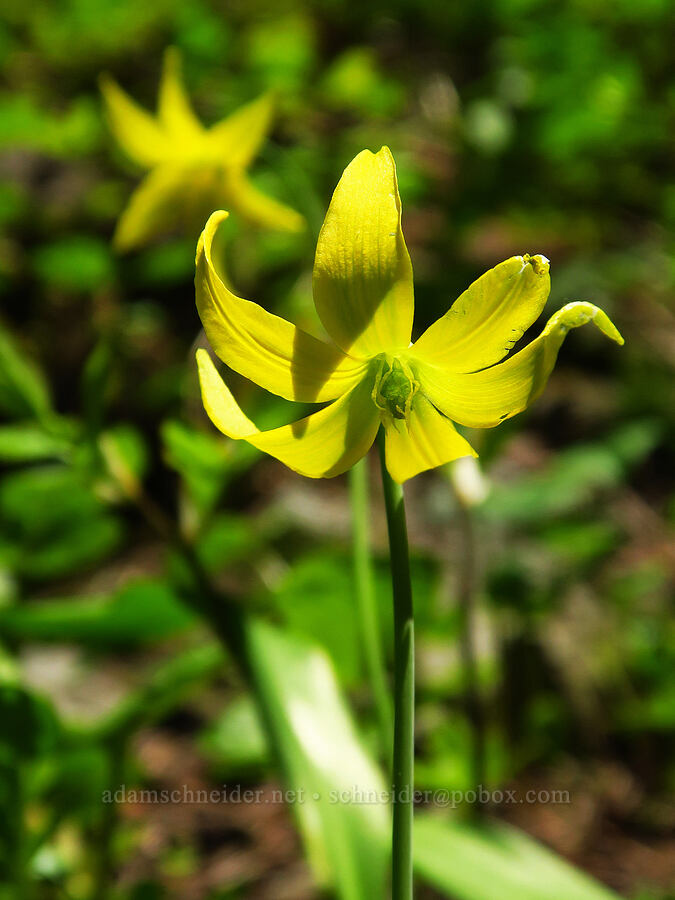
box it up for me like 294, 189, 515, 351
195, 147, 624, 483
100, 48, 304, 251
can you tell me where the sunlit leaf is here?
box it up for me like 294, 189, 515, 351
414, 815, 619, 900
245, 619, 389, 899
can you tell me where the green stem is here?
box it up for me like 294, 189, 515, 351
349, 459, 392, 757
14, 763, 31, 899
91, 736, 125, 900
453, 487, 487, 812
377, 430, 414, 900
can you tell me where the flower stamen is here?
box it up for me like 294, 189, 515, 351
372, 356, 419, 428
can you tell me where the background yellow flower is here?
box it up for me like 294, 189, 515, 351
100, 48, 304, 250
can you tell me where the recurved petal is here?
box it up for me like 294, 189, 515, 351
384, 396, 477, 483
312, 147, 414, 359
224, 171, 304, 233
411, 254, 551, 373
416, 301, 624, 428
196, 211, 368, 402
100, 74, 166, 168
206, 92, 274, 168
113, 165, 187, 252
158, 47, 204, 142
197, 350, 380, 478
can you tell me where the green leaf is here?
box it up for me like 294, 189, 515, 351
161, 419, 231, 519
0, 464, 124, 579
0, 465, 98, 536
245, 618, 389, 899
18, 514, 122, 579
201, 695, 268, 776
32, 236, 114, 293
196, 513, 261, 572
81, 340, 114, 434
413, 815, 620, 900
486, 422, 660, 526
0, 423, 71, 463
0, 323, 51, 421
268, 551, 362, 685
0, 579, 197, 647
0, 685, 59, 760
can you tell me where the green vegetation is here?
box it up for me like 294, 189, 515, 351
0, 0, 673, 897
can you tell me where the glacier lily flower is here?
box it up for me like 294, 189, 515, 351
100, 47, 303, 251
196, 147, 623, 483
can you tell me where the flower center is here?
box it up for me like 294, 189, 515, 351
372, 356, 419, 423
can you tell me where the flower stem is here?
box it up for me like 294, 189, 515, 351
91, 736, 125, 900
377, 430, 414, 900
349, 459, 392, 757
453, 486, 487, 812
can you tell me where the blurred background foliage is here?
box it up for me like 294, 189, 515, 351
0, 0, 673, 897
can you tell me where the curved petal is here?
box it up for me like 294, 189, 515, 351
158, 47, 204, 143
312, 147, 414, 358
196, 211, 368, 402
113, 165, 187, 252
196, 350, 379, 478
100, 74, 166, 168
384, 396, 476, 483
206, 92, 274, 168
224, 171, 304, 233
411, 254, 551, 373
415, 302, 624, 428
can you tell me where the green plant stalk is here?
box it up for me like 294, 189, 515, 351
377, 430, 414, 900
91, 735, 125, 900
105, 461, 387, 895
452, 488, 487, 812
349, 458, 392, 757
13, 764, 31, 899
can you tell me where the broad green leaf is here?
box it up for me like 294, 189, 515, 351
0, 423, 71, 463
21, 514, 122, 579
0, 684, 59, 760
0, 465, 99, 536
0, 464, 124, 578
32, 236, 114, 293
0, 93, 100, 157
268, 552, 362, 685
413, 815, 619, 900
0, 324, 51, 421
0, 579, 197, 647
201, 695, 268, 776
245, 618, 389, 899
486, 421, 660, 526
196, 513, 261, 572
161, 418, 231, 518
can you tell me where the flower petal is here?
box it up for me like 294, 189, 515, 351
100, 74, 166, 168
157, 47, 204, 143
384, 396, 477, 483
113, 165, 186, 251
196, 211, 368, 402
206, 92, 274, 168
196, 350, 379, 478
224, 171, 304, 233
411, 254, 551, 373
415, 302, 624, 428
312, 147, 414, 358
